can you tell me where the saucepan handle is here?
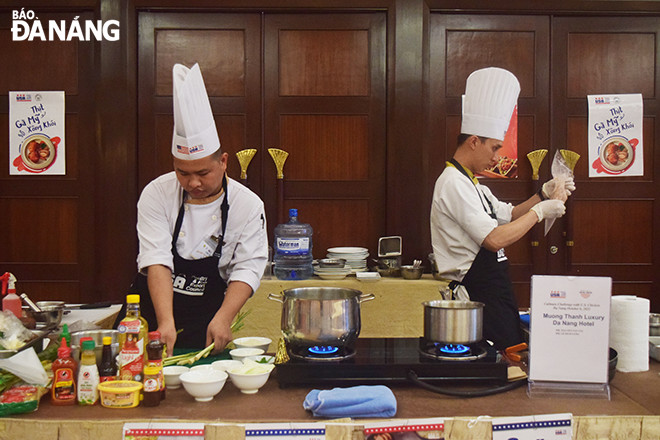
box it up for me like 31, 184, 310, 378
267, 292, 285, 303
358, 293, 375, 303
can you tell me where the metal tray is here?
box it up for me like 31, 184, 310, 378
0, 328, 53, 359
650, 336, 660, 362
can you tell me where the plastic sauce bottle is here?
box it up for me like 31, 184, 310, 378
142, 365, 161, 407
273, 208, 314, 280
117, 294, 148, 382
77, 339, 100, 405
51, 337, 77, 405
146, 331, 166, 399
59, 324, 71, 349
99, 336, 117, 382
1, 272, 23, 318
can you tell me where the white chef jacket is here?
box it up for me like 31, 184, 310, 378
136, 172, 268, 294
430, 165, 513, 281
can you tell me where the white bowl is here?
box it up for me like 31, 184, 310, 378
162, 365, 189, 389
211, 359, 243, 380
232, 337, 272, 353
190, 364, 215, 373
245, 354, 275, 364
179, 369, 228, 402
229, 347, 265, 361
227, 369, 272, 394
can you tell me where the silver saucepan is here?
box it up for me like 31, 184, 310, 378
423, 299, 484, 345
268, 287, 375, 349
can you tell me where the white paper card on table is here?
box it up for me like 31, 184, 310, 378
364, 418, 444, 440
245, 423, 325, 440
123, 422, 204, 440
492, 413, 572, 440
529, 275, 611, 383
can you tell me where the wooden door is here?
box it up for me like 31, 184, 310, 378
0, 11, 96, 303
428, 14, 550, 308
137, 12, 262, 191
551, 17, 660, 306
263, 13, 387, 259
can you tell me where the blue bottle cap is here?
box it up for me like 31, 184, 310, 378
289, 208, 298, 217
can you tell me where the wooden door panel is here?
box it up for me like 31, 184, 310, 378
138, 13, 262, 192
552, 17, 660, 309
264, 14, 386, 257
279, 30, 370, 96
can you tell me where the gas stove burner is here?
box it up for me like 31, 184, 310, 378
308, 345, 340, 355
419, 339, 487, 361
288, 345, 356, 362
438, 343, 470, 355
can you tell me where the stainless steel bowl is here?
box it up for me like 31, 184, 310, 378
401, 265, 424, 280
71, 329, 119, 365
35, 301, 65, 327
317, 258, 346, 268
650, 313, 660, 336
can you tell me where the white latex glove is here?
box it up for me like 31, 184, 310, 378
530, 200, 566, 223
542, 176, 576, 198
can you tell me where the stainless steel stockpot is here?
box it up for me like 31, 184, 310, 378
423, 300, 484, 344
268, 287, 375, 348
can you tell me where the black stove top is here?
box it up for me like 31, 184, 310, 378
276, 337, 508, 388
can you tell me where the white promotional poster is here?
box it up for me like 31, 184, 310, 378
588, 93, 643, 177
529, 276, 612, 384
492, 413, 572, 440
9, 91, 65, 175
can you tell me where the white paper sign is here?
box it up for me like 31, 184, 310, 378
588, 93, 643, 177
492, 413, 572, 440
529, 275, 611, 383
364, 418, 445, 440
9, 91, 65, 175
245, 423, 325, 440
123, 423, 204, 440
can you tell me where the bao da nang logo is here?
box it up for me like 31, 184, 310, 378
11, 9, 120, 41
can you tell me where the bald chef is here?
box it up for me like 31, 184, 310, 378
125, 63, 268, 356
430, 67, 575, 350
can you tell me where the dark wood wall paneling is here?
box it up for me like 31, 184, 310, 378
0, 10, 96, 303
2, 0, 660, 311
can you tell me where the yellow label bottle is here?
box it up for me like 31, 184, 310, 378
117, 294, 148, 382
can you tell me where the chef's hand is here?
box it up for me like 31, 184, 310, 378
542, 176, 576, 199
530, 199, 566, 223
206, 317, 233, 353
158, 321, 178, 358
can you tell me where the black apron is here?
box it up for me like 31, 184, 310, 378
449, 159, 522, 350
117, 175, 230, 349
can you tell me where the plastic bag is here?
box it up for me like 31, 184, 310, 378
544, 151, 573, 236
0, 381, 48, 417
0, 311, 36, 350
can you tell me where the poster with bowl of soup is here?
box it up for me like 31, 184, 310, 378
9, 91, 65, 175
588, 93, 643, 177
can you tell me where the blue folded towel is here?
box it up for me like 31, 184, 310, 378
303, 385, 397, 418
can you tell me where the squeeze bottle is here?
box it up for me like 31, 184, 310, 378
1, 272, 22, 318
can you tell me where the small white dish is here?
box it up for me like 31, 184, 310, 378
357, 272, 381, 282
179, 369, 228, 402
232, 336, 272, 353
229, 347, 265, 361
162, 365, 189, 389
227, 369, 272, 394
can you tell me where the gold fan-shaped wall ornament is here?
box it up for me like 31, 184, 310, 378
526, 149, 548, 181
560, 149, 581, 172
236, 149, 257, 180
268, 148, 289, 179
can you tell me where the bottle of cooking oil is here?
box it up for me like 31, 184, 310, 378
117, 294, 148, 382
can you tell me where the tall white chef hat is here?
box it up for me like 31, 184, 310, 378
461, 67, 521, 141
171, 63, 220, 160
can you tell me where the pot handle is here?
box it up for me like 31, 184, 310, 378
358, 293, 375, 303
267, 292, 285, 303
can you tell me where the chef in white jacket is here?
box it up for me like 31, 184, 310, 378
122, 63, 268, 355
430, 67, 574, 350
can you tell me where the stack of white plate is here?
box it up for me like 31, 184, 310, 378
313, 265, 352, 280
326, 247, 369, 273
